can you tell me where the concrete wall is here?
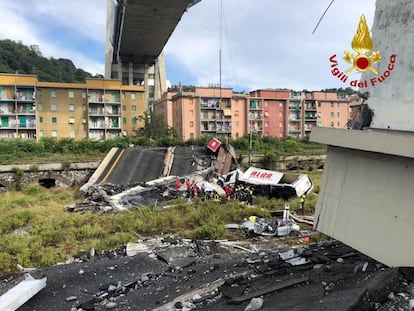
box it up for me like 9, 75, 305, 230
0, 162, 99, 190
311, 127, 414, 267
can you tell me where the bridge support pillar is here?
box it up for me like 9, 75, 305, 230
311, 128, 414, 267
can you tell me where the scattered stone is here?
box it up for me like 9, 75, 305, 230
66, 296, 77, 301
105, 302, 117, 309
192, 294, 202, 302
408, 299, 414, 311
244, 297, 264, 311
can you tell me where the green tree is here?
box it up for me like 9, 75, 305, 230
138, 112, 178, 139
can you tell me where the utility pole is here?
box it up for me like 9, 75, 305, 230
249, 129, 252, 166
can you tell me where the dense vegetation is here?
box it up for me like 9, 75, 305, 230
0, 135, 326, 164
0, 39, 97, 82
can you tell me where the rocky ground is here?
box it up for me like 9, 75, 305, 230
1, 237, 413, 311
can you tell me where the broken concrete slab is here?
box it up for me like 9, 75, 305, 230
155, 245, 197, 268
0, 274, 46, 311
228, 276, 310, 304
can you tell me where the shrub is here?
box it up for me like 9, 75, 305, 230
193, 223, 226, 240
0, 210, 34, 233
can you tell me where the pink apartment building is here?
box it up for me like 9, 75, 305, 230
154, 87, 352, 141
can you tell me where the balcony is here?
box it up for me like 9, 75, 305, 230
200, 113, 216, 121
249, 112, 262, 120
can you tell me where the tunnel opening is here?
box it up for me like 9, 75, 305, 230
39, 178, 56, 188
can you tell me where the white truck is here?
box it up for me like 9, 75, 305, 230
219, 166, 313, 199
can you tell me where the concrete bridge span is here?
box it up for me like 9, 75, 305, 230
105, 0, 200, 111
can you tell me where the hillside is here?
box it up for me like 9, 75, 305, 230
0, 39, 96, 82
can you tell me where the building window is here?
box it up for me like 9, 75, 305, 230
265, 121, 269, 127
132, 117, 137, 125
52, 117, 57, 124
50, 90, 56, 98
83, 130, 87, 138
131, 93, 136, 100
235, 110, 239, 117
279, 122, 283, 128
38, 103, 43, 111
330, 121, 334, 127
39, 116, 43, 123
123, 118, 126, 124
318, 102, 321, 108
330, 112, 334, 118
190, 110, 194, 116
131, 105, 136, 112
69, 117, 75, 124
122, 105, 126, 111
82, 92, 86, 99
189, 121, 194, 128
70, 131, 75, 138
337, 121, 340, 127
82, 104, 86, 112
51, 130, 58, 137
122, 93, 125, 100
69, 104, 75, 111
39, 130, 44, 137
68, 90, 75, 98
51, 104, 57, 111
330, 102, 334, 107
337, 112, 340, 117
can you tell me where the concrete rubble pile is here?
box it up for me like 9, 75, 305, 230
10, 238, 414, 311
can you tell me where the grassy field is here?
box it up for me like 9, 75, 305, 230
0, 169, 323, 276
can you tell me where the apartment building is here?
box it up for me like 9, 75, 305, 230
0, 74, 145, 140
154, 87, 248, 141
304, 91, 350, 132
249, 89, 290, 138
155, 87, 352, 141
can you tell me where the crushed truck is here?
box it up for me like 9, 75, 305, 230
219, 166, 313, 200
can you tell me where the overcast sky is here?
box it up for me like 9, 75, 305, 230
0, 0, 376, 92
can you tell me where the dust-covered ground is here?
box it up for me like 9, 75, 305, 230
1, 238, 413, 311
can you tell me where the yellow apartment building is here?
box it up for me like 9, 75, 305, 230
0, 74, 145, 140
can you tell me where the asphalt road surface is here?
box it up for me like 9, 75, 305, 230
104, 147, 167, 186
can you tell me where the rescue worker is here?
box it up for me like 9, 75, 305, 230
300, 194, 306, 215
192, 183, 199, 199
236, 183, 244, 201
185, 179, 191, 199
245, 185, 253, 205
213, 192, 221, 202
224, 184, 232, 200
249, 215, 257, 223
200, 183, 206, 200
175, 177, 181, 191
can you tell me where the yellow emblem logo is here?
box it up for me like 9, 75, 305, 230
343, 14, 382, 74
